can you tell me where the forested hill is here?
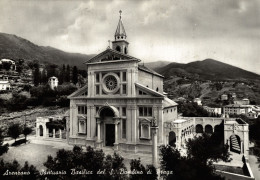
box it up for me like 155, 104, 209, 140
0, 32, 94, 68
155, 59, 260, 81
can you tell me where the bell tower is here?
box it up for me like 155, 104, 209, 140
112, 10, 129, 54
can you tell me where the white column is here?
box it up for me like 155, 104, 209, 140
241, 141, 243, 154
115, 123, 118, 144
97, 122, 101, 142
59, 129, 62, 139
151, 126, 159, 168
36, 127, 38, 137
96, 119, 102, 149
53, 129, 55, 138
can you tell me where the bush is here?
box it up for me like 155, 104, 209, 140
7, 124, 22, 142
11, 139, 27, 146
129, 158, 157, 180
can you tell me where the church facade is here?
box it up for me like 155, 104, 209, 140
67, 13, 178, 153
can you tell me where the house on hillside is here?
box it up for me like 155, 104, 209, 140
48, 76, 58, 90
0, 80, 10, 91
221, 94, 228, 101
193, 98, 202, 106
224, 104, 252, 115
234, 98, 250, 105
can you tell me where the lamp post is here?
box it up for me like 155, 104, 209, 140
151, 117, 159, 168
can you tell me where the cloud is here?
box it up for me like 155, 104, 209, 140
0, 0, 259, 73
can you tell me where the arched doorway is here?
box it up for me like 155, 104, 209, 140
195, 124, 203, 133
205, 125, 213, 134
169, 131, 176, 147
39, 125, 43, 136
230, 134, 241, 154
99, 106, 118, 147
214, 125, 221, 133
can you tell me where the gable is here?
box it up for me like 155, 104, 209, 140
135, 83, 164, 98
68, 84, 88, 99
85, 48, 140, 64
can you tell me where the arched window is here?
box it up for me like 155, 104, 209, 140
169, 131, 176, 147
124, 47, 127, 54
116, 46, 121, 52
156, 87, 159, 92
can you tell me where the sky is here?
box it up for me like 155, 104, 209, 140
0, 0, 259, 74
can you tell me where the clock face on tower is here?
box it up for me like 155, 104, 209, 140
102, 73, 120, 94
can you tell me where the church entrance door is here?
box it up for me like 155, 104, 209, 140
105, 124, 115, 146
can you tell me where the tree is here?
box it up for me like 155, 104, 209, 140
23, 127, 32, 141
59, 64, 66, 84
178, 102, 209, 117
44, 146, 128, 180
0, 129, 8, 156
160, 145, 225, 180
72, 66, 78, 85
40, 68, 48, 84
129, 158, 157, 180
7, 124, 22, 142
186, 133, 230, 165
66, 64, 70, 82
46, 64, 58, 78
33, 63, 40, 86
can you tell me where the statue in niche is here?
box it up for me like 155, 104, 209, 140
151, 116, 157, 127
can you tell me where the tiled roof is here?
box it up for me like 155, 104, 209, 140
163, 97, 178, 108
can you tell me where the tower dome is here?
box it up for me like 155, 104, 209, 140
112, 10, 129, 54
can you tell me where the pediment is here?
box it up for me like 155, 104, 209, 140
85, 48, 140, 64
68, 84, 88, 98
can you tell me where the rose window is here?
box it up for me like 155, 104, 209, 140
102, 73, 120, 94
105, 75, 117, 90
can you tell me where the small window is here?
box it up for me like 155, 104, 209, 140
96, 85, 100, 95
78, 106, 87, 114
156, 87, 159, 92
122, 84, 127, 94
116, 46, 121, 52
122, 107, 126, 116
148, 108, 152, 116
122, 119, 126, 139
139, 107, 152, 117
78, 119, 86, 134
139, 107, 143, 116
123, 72, 127, 81
96, 73, 100, 82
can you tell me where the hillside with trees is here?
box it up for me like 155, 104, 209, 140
0, 33, 94, 68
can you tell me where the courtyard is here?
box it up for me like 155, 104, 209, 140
1, 136, 260, 179
1, 136, 153, 171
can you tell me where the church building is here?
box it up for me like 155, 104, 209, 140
68, 12, 178, 153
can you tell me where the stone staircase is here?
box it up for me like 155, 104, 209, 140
230, 135, 241, 154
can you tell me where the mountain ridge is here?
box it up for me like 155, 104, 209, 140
0, 32, 94, 68
0, 32, 259, 81
154, 58, 260, 81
